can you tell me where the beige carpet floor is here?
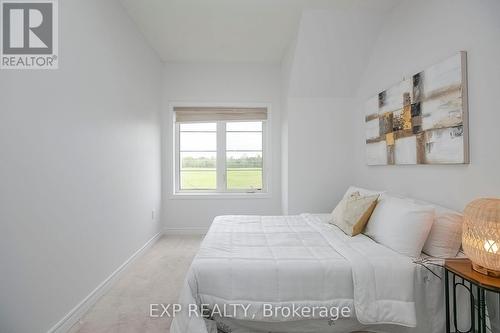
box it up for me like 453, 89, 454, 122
68, 235, 203, 333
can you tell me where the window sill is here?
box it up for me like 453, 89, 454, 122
170, 192, 271, 200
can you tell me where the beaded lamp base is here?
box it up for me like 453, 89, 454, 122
472, 262, 500, 278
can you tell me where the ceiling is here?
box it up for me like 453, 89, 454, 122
120, 0, 399, 64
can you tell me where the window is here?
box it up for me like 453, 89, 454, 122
174, 106, 267, 194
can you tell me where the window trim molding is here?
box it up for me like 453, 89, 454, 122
168, 102, 272, 199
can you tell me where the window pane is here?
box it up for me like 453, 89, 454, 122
227, 169, 262, 190
226, 152, 262, 190
226, 152, 262, 168
180, 123, 216, 132
180, 151, 216, 190
226, 122, 262, 132
226, 132, 262, 151
180, 132, 216, 151
181, 152, 216, 169
181, 170, 216, 190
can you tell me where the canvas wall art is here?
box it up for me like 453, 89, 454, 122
365, 52, 469, 165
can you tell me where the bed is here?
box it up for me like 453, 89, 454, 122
170, 213, 448, 333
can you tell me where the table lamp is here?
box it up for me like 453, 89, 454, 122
462, 198, 500, 277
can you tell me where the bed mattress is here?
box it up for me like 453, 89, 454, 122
170, 214, 447, 333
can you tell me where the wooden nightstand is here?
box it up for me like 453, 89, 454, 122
445, 258, 500, 333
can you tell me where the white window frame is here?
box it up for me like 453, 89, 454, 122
171, 103, 271, 198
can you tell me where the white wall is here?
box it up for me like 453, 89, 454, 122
354, 0, 500, 211
162, 63, 282, 231
286, 9, 388, 99
281, 8, 392, 214
285, 97, 355, 214
280, 42, 296, 215
282, 1, 500, 214
0, 1, 163, 332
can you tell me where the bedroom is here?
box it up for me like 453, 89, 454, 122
1, 0, 500, 332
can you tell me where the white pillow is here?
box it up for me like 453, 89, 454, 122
422, 206, 463, 258
343, 186, 385, 199
364, 194, 435, 257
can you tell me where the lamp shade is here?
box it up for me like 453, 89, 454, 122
462, 198, 500, 276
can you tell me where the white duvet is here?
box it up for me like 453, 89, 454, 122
170, 214, 418, 333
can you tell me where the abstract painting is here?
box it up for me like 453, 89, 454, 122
365, 52, 469, 165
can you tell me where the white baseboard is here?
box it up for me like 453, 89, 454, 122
164, 227, 208, 235
47, 232, 162, 333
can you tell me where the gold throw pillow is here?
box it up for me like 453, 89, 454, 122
329, 193, 379, 236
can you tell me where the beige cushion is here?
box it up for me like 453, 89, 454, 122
343, 186, 385, 199
422, 207, 462, 258
329, 193, 379, 236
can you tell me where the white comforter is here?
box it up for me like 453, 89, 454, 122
171, 214, 417, 333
